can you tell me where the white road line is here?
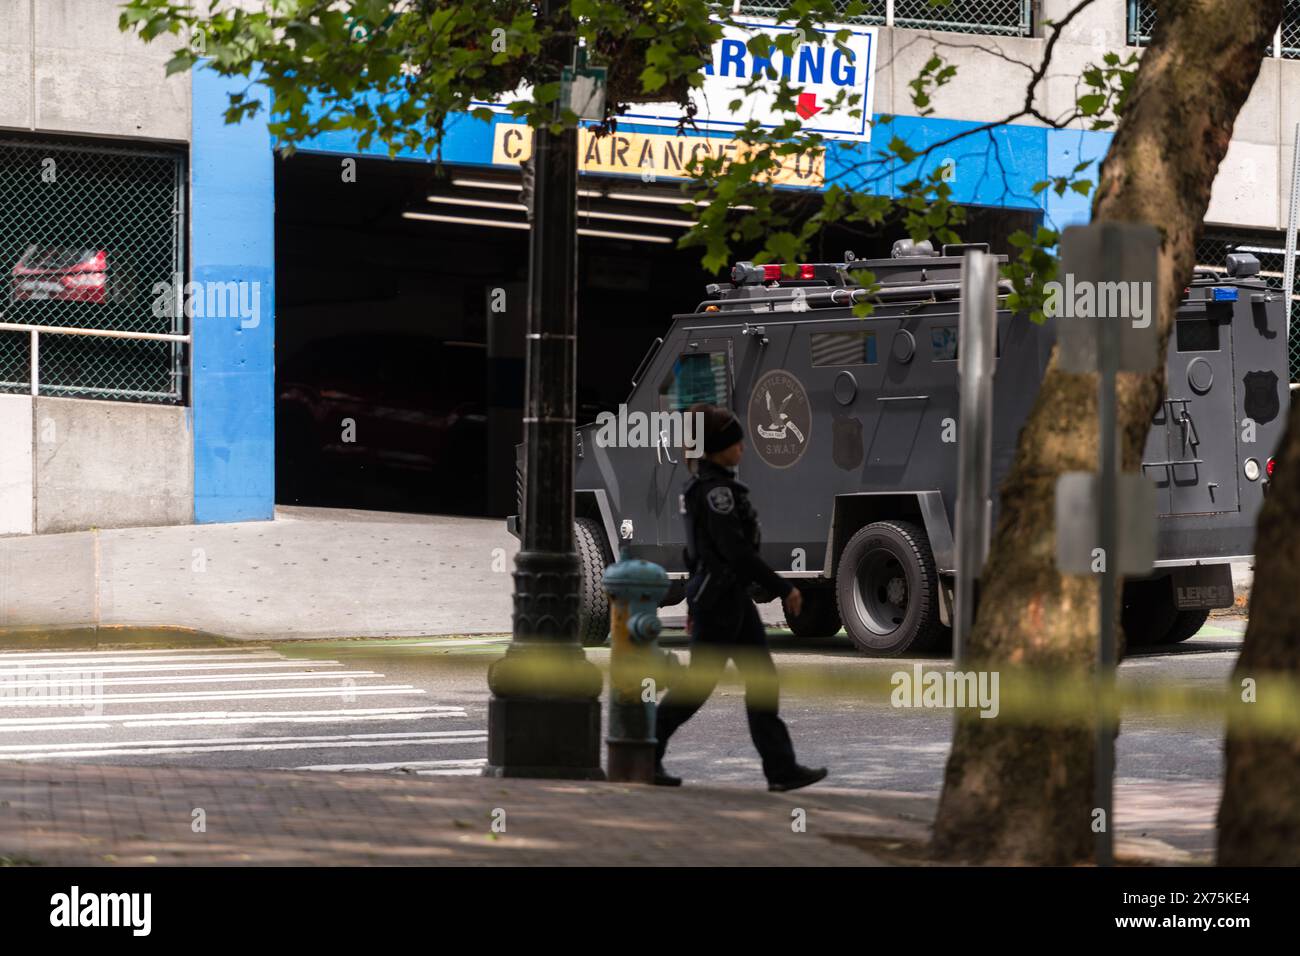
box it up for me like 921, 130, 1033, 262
0, 651, 284, 665
0, 712, 470, 734
118, 711, 467, 729
289, 757, 489, 772
0, 736, 488, 761
0, 729, 487, 753
0, 671, 385, 687
0, 646, 276, 658
0, 661, 343, 676
0, 686, 426, 707
0, 705, 463, 727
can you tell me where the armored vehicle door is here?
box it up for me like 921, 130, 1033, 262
652, 329, 761, 560
1147, 307, 1239, 515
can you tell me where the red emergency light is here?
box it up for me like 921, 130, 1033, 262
762, 263, 815, 281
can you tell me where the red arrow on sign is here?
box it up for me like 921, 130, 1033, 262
795, 92, 822, 120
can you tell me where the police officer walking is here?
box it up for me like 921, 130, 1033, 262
654, 403, 828, 792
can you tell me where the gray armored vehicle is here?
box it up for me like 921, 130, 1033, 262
509, 240, 1288, 656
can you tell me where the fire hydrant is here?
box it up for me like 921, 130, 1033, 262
603, 558, 670, 783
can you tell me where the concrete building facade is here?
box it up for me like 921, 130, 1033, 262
0, 0, 1295, 536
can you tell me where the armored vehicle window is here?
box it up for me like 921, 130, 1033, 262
661, 351, 729, 411
810, 330, 878, 366
931, 325, 959, 361
1176, 318, 1221, 353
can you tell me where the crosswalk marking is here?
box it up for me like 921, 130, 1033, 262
0, 646, 484, 773
0, 705, 462, 727
0, 685, 426, 707
2, 734, 488, 761
0, 671, 385, 688
0, 729, 486, 753
0, 651, 288, 665
0, 661, 345, 676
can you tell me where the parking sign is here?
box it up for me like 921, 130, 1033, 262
621, 18, 878, 142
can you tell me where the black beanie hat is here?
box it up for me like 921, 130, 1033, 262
703, 409, 745, 454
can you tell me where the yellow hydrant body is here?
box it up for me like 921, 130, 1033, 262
603, 558, 669, 783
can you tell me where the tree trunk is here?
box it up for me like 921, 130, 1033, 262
1218, 420, 1300, 863
931, 0, 1282, 864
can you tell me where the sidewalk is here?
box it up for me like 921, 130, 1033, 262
0, 762, 1196, 866
0, 762, 924, 866
0, 506, 787, 639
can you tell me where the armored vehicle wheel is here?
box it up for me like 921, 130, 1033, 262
1121, 578, 1179, 647
574, 517, 612, 646
784, 586, 842, 638
836, 521, 944, 656
1162, 609, 1211, 644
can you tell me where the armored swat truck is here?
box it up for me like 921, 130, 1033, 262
508, 240, 1288, 656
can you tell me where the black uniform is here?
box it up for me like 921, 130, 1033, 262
654, 459, 799, 783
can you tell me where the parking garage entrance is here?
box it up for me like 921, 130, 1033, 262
274, 151, 1039, 519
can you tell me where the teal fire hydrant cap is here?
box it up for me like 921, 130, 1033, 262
603, 558, 669, 600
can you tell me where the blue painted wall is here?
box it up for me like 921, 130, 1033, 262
191, 70, 276, 523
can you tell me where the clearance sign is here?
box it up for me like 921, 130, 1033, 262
492, 124, 825, 188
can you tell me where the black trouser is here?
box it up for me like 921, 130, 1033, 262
654, 593, 799, 783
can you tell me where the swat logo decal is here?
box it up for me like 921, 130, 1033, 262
707, 486, 735, 514
1243, 370, 1280, 424
748, 369, 812, 469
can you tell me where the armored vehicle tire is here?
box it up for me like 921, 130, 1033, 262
1162, 609, 1211, 644
836, 521, 944, 656
574, 517, 612, 647
1121, 578, 1179, 647
784, 586, 842, 638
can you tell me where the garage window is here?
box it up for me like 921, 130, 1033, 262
0, 136, 187, 404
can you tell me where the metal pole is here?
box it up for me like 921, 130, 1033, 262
1283, 122, 1300, 373
954, 251, 997, 663
483, 1, 604, 779
1094, 231, 1121, 868
29, 329, 38, 398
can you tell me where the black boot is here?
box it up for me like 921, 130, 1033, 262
768, 765, 828, 792
654, 764, 683, 787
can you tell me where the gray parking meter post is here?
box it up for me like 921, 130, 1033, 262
954, 250, 999, 665
1056, 221, 1160, 867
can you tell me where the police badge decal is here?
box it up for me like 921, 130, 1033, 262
748, 369, 812, 468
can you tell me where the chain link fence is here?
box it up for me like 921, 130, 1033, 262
892, 0, 1031, 35
1283, 0, 1300, 57
0, 138, 186, 404
1197, 230, 1300, 381
1133, 0, 1300, 57
735, 1, 1030, 35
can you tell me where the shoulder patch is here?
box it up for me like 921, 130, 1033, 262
706, 486, 735, 514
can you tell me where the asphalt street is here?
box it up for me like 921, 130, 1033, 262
0, 617, 1248, 860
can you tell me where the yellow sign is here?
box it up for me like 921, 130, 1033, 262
491, 124, 824, 188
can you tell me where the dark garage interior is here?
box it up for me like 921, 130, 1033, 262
274, 150, 1039, 519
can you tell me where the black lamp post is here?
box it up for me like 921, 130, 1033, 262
483, 2, 604, 779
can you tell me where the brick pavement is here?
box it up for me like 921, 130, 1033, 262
0, 762, 936, 866
0, 763, 1205, 866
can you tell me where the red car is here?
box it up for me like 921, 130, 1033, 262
11, 246, 132, 305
